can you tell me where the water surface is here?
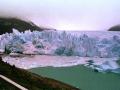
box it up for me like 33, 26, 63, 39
30, 65, 120, 90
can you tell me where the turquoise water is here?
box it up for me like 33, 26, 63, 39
29, 65, 120, 90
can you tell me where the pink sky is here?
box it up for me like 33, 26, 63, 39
0, 0, 120, 31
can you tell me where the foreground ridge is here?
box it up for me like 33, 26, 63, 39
0, 74, 28, 90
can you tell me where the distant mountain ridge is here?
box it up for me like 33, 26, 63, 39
0, 17, 51, 34
108, 25, 120, 31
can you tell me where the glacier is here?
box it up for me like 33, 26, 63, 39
0, 29, 120, 58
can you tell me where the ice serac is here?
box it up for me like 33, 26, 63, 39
0, 30, 120, 58
0, 17, 45, 35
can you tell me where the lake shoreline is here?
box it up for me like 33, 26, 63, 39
1, 54, 119, 73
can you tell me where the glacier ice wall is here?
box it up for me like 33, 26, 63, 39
0, 29, 120, 57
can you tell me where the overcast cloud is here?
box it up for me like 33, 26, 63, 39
0, 0, 120, 31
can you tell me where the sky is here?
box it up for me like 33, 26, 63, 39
0, 0, 120, 31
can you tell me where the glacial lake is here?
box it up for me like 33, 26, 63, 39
2, 55, 120, 90
30, 65, 120, 90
